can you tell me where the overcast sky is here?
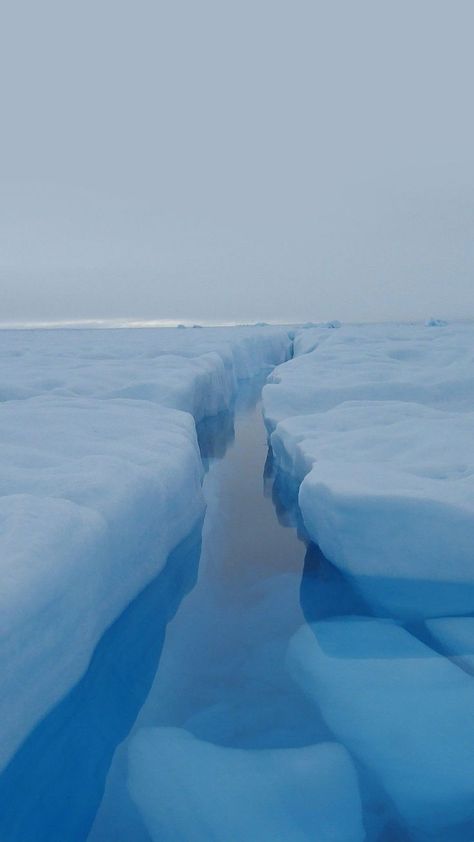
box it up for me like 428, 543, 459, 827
1, 0, 473, 324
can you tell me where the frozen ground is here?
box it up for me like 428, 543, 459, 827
0, 326, 291, 770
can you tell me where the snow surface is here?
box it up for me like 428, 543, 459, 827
263, 322, 474, 617
0, 326, 291, 771
265, 322, 474, 429
288, 618, 474, 838
0, 326, 290, 420
128, 726, 365, 842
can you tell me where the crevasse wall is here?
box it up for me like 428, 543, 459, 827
262, 322, 474, 618
264, 322, 474, 836
0, 326, 292, 771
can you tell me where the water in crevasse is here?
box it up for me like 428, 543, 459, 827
0, 372, 311, 841
0, 371, 471, 842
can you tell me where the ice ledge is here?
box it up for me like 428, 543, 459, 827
0, 326, 292, 771
263, 324, 474, 618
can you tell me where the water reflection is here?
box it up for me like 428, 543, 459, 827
5, 371, 474, 841
196, 369, 273, 468
267, 460, 370, 623
0, 372, 283, 841
263, 450, 308, 535
89, 378, 326, 840
196, 409, 235, 465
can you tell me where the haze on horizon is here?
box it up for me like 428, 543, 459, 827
1, 0, 473, 326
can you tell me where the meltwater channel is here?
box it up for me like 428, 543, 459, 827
0, 369, 441, 841
0, 371, 321, 840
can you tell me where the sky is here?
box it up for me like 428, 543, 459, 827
1, 0, 473, 325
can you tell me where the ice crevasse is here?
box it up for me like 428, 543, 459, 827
263, 322, 474, 618
0, 326, 292, 771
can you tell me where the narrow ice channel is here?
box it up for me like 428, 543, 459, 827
0, 372, 330, 841
2, 365, 471, 841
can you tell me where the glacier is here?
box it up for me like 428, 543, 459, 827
0, 325, 292, 771
2, 319, 474, 841
260, 320, 474, 839
263, 321, 474, 617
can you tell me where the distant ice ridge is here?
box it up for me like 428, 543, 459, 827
0, 326, 291, 419
263, 322, 474, 617
128, 727, 365, 842
0, 326, 291, 771
425, 317, 448, 327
